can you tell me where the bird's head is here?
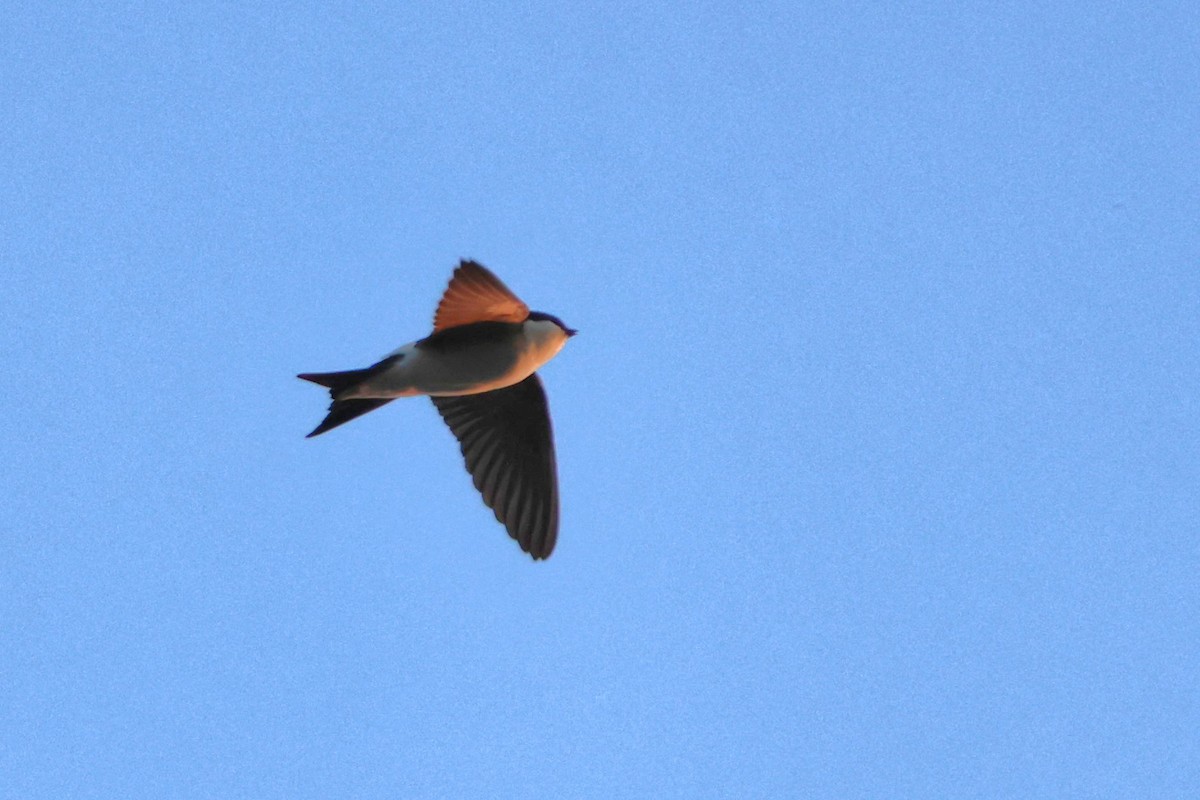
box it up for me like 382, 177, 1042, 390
528, 311, 577, 338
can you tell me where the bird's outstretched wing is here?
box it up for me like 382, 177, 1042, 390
431, 374, 559, 559
432, 260, 530, 332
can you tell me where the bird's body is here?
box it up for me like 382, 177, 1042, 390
298, 261, 575, 560
342, 318, 570, 400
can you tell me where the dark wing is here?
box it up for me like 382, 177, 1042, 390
431, 374, 559, 559
432, 260, 530, 332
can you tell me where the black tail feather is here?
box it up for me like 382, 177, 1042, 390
297, 368, 375, 393
305, 397, 394, 438
298, 364, 398, 437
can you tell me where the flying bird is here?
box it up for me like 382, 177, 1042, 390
299, 260, 576, 560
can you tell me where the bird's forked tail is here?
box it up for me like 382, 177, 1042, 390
298, 368, 393, 438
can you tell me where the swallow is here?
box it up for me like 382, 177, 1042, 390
298, 260, 576, 560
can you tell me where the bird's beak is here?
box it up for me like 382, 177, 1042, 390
566, 328, 579, 337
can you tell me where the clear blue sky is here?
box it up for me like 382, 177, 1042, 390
3, 3, 1198, 797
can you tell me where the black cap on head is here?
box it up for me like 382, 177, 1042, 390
529, 311, 577, 337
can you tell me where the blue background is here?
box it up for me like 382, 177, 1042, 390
3, 3, 1198, 797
